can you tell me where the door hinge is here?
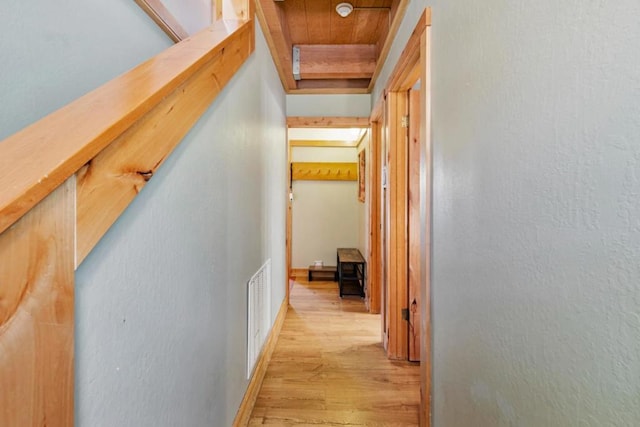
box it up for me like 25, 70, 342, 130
401, 308, 410, 321
401, 115, 409, 128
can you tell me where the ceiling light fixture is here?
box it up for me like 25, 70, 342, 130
335, 2, 353, 18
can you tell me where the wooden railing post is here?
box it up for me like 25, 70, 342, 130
0, 178, 75, 426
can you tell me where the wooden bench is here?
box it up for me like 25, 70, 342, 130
337, 248, 366, 297
308, 265, 337, 281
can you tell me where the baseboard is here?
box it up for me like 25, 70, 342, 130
232, 298, 288, 426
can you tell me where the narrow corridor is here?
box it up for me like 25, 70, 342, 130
249, 279, 420, 426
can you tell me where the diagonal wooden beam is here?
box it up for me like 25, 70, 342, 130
255, 0, 297, 90
296, 44, 376, 80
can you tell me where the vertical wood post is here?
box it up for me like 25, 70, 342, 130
419, 24, 433, 427
368, 122, 382, 314
0, 178, 75, 426
386, 91, 409, 360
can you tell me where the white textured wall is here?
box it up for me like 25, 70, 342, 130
0, 0, 171, 141
375, 1, 640, 425
292, 147, 359, 268
1, 2, 286, 426
286, 94, 371, 117
162, 0, 211, 36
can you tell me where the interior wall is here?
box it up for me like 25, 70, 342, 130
162, 0, 212, 35
286, 94, 371, 117
375, 1, 640, 425
291, 147, 359, 268
1, 3, 286, 426
0, 0, 171, 141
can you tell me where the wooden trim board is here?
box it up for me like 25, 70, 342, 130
233, 299, 288, 426
367, 121, 382, 314
385, 90, 409, 361
287, 116, 370, 128
419, 23, 433, 427
0, 178, 75, 425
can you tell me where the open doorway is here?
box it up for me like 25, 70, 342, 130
285, 118, 371, 307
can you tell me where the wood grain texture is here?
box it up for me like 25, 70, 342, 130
280, 0, 393, 46
419, 22, 432, 427
368, 121, 382, 314
386, 90, 409, 360
134, 0, 190, 42
258, 0, 410, 92
75, 21, 253, 266
408, 88, 421, 362
0, 178, 75, 426
255, 0, 297, 91
233, 299, 288, 427
297, 44, 377, 80
287, 116, 370, 128
249, 279, 420, 426
291, 162, 357, 181
294, 79, 370, 93
223, 0, 250, 20
0, 20, 252, 237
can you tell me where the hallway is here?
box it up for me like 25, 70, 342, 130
249, 279, 420, 426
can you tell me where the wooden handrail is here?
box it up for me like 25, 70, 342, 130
0, 19, 254, 424
0, 19, 251, 237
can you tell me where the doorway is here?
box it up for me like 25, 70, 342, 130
284, 118, 371, 306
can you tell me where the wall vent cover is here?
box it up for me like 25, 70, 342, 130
247, 259, 271, 379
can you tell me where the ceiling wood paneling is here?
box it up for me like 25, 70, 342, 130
257, 0, 407, 94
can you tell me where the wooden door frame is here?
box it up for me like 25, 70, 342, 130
369, 8, 432, 426
367, 121, 382, 315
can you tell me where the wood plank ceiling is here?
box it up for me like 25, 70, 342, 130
256, 0, 406, 94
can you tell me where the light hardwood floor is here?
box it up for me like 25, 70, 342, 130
249, 278, 420, 426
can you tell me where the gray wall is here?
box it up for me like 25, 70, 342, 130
1, 1, 286, 426
286, 93, 371, 117
375, 1, 640, 425
0, 0, 171, 141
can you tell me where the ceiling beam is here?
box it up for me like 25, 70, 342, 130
255, 0, 297, 90
287, 117, 370, 128
296, 44, 377, 80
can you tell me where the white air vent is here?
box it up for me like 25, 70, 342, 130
247, 259, 271, 379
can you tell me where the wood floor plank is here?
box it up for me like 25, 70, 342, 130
249, 279, 420, 426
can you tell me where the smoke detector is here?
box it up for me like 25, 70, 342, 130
335, 2, 353, 18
